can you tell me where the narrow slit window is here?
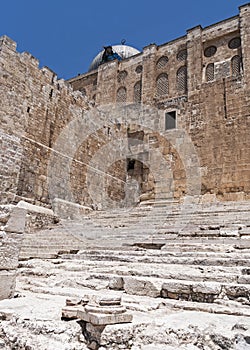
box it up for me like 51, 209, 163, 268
177, 66, 187, 93
231, 55, 241, 76
206, 63, 214, 82
156, 73, 168, 97
116, 87, 127, 103
134, 81, 142, 103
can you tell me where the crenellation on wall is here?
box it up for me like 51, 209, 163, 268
0, 35, 17, 52
41, 66, 57, 81
20, 51, 39, 68
0, 34, 92, 206
201, 16, 239, 41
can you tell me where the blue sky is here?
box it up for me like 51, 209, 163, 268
0, 0, 247, 79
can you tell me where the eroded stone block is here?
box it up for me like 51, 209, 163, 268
0, 232, 20, 270
53, 198, 93, 220
0, 271, 16, 299
4, 207, 26, 233
123, 277, 162, 297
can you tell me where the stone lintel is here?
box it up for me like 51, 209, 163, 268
17, 200, 54, 216
0, 35, 17, 51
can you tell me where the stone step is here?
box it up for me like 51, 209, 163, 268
87, 268, 241, 285
60, 252, 250, 267
121, 276, 250, 303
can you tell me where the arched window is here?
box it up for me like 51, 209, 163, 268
228, 37, 241, 49
204, 46, 217, 58
206, 63, 214, 82
177, 49, 187, 61
134, 81, 142, 103
117, 70, 128, 83
135, 65, 143, 73
176, 66, 187, 92
79, 88, 86, 96
231, 55, 241, 76
156, 73, 168, 97
156, 56, 169, 69
116, 87, 127, 103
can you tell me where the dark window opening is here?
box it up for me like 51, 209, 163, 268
206, 63, 214, 82
49, 89, 53, 99
156, 56, 169, 69
127, 159, 135, 171
176, 66, 187, 93
204, 46, 217, 58
165, 111, 176, 130
177, 49, 187, 61
27, 107, 30, 113
228, 37, 241, 49
117, 70, 128, 83
134, 81, 142, 103
231, 55, 242, 76
135, 65, 143, 73
156, 73, 169, 97
79, 88, 86, 96
116, 87, 127, 103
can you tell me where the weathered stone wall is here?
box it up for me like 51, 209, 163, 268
0, 35, 91, 207
0, 205, 22, 299
0, 130, 23, 203
0, 5, 250, 209
69, 4, 250, 201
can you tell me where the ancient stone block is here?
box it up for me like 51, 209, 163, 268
223, 284, 250, 299
161, 280, 192, 295
192, 282, 221, 295
0, 232, 20, 270
123, 277, 162, 297
108, 276, 124, 290
53, 198, 93, 220
4, 207, 26, 233
0, 271, 16, 299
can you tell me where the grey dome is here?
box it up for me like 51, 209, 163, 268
88, 45, 140, 71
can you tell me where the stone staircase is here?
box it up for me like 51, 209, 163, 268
19, 200, 250, 259
18, 200, 250, 314
7, 200, 250, 348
